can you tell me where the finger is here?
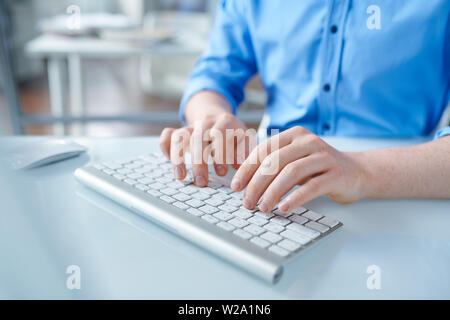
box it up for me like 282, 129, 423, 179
190, 121, 211, 187
242, 144, 313, 210
258, 153, 332, 212
210, 124, 228, 177
277, 171, 337, 212
170, 127, 192, 180
159, 127, 175, 159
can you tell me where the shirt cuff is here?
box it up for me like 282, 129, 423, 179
434, 126, 450, 139
179, 78, 239, 125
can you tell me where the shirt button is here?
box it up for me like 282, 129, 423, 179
323, 84, 331, 92
322, 123, 330, 131
331, 25, 338, 33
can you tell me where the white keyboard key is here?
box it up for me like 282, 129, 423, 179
302, 210, 323, 221
201, 215, 218, 224
147, 189, 162, 197
149, 182, 165, 190
254, 211, 274, 219
239, 206, 257, 213
173, 193, 191, 202
135, 184, 149, 191
280, 230, 311, 245
226, 198, 242, 207
173, 202, 189, 210
138, 177, 154, 185
113, 174, 126, 180
218, 204, 238, 213
269, 245, 289, 257
104, 162, 122, 170
229, 217, 249, 228
93, 163, 105, 170
218, 186, 234, 194
233, 209, 252, 219
233, 229, 252, 240
185, 199, 204, 208
156, 176, 173, 184
217, 221, 235, 232
125, 163, 141, 170
207, 181, 223, 189
168, 180, 189, 189
264, 222, 285, 234
191, 192, 210, 200
318, 216, 339, 228
134, 167, 152, 174
187, 208, 204, 216
250, 237, 270, 249
127, 173, 144, 180
199, 205, 219, 214
291, 206, 308, 214
261, 231, 282, 243
270, 216, 291, 226
117, 168, 132, 175
124, 179, 137, 185
278, 239, 301, 252
213, 211, 233, 221
305, 221, 330, 233
161, 188, 178, 196
231, 191, 244, 200
273, 209, 292, 218
286, 223, 320, 239
160, 195, 175, 203
243, 224, 265, 236
248, 216, 269, 227
102, 168, 114, 175
200, 187, 218, 195
289, 215, 309, 225
212, 193, 231, 201
205, 198, 224, 207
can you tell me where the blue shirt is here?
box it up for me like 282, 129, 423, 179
180, 0, 450, 138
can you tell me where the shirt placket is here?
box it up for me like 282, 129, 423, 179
317, 0, 350, 135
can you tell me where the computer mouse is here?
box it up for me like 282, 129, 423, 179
8, 139, 88, 170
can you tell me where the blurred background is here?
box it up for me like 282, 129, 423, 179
0, 0, 265, 137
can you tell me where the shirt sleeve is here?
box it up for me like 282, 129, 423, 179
435, 126, 450, 139
179, 0, 257, 124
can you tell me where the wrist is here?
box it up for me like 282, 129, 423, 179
347, 151, 375, 200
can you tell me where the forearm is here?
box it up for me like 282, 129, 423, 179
356, 136, 450, 199
184, 91, 233, 125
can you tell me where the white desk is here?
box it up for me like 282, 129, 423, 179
0, 136, 449, 299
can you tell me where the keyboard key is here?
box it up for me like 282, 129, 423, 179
102, 168, 114, 175
239, 206, 257, 213
185, 199, 204, 208
160, 195, 175, 203
212, 193, 231, 201
137, 177, 154, 185
243, 224, 265, 236
261, 231, 282, 243
233, 209, 252, 219
205, 198, 224, 207
173, 193, 191, 202
248, 216, 269, 227
318, 216, 339, 228
226, 198, 242, 207
124, 179, 137, 185
269, 245, 289, 257
231, 191, 244, 200
199, 205, 219, 214
161, 188, 178, 196
179, 186, 198, 195
280, 230, 311, 245
135, 184, 149, 191
217, 221, 235, 232
250, 237, 270, 248
289, 215, 308, 225
187, 208, 204, 216
191, 192, 210, 200
270, 216, 291, 226
93, 163, 105, 170
116, 168, 132, 175
233, 229, 252, 240
218, 204, 238, 213
200, 187, 218, 195
291, 206, 308, 214
278, 239, 301, 252
218, 186, 234, 194
302, 210, 323, 221
286, 223, 320, 239
229, 217, 249, 228
149, 182, 165, 190
127, 173, 144, 180
254, 211, 274, 219
273, 209, 292, 218
147, 189, 162, 197
305, 221, 330, 234
173, 202, 189, 210
201, 215, 218, 224
264, 222, 285, 234
156, 176, 173, 184
113, 174, 126, 180
104, 162, 122, 170
213, 211, 233, 221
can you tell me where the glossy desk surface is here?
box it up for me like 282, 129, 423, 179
0, 136, 449, 299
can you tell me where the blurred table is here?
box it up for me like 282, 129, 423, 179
1, 135, 449, 299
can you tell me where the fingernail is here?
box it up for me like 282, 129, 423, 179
230, 178, 241, 191
175, 166, 183, 179
259, 202, 269, 212
195, 175, 207, 187
243, 197, 253, 209
216, 165, 226, 176
278, 199, 290, 212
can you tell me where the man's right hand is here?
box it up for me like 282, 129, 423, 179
159, 113, 250, 187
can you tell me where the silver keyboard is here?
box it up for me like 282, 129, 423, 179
75, 152, 342, 283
